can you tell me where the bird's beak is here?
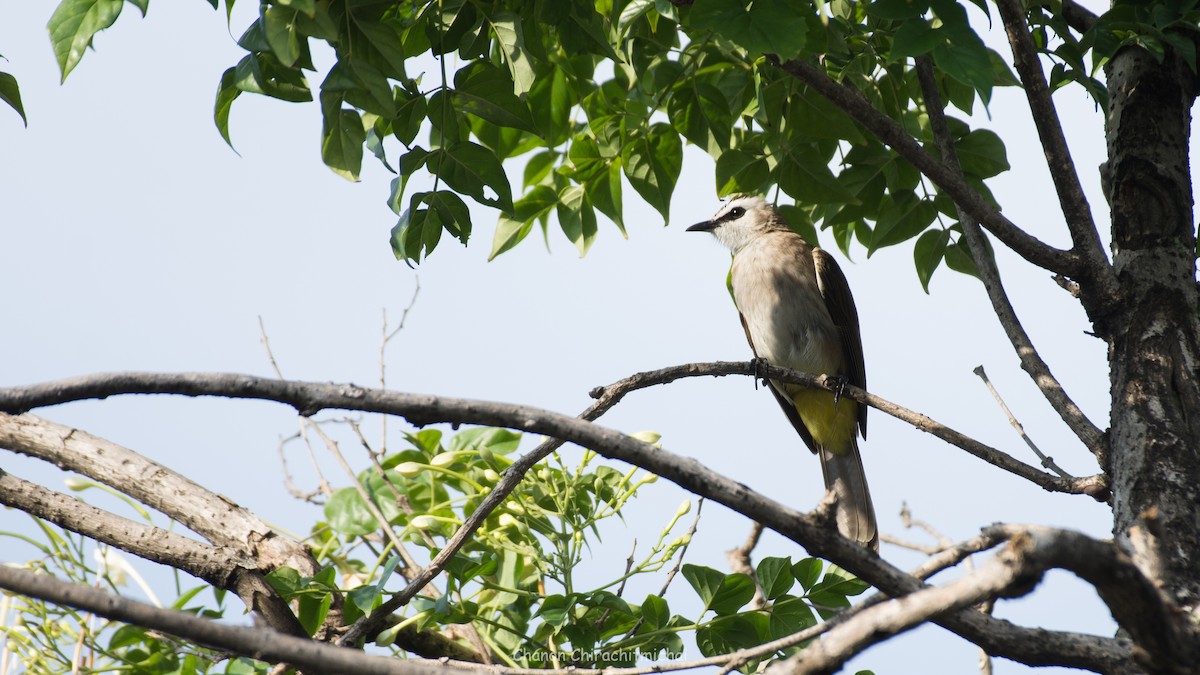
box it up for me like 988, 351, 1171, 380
686, 220, 717, 233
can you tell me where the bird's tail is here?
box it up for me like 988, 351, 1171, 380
818, 440, 878, 551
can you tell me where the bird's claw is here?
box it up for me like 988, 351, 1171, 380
825, 374, 849, 408
749, 357, 769, 390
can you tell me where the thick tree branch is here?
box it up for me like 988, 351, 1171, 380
770, 524, 1190, 675
0, 413, 321, 579
913, 57, 1109, 462
1062, 1, 1100, 34
768, 56, 1079, 276
0, 564, 477, 675
0, 367, 1105, 498
0, 369, 1128, 670
994, 0, 1118, 311
0, 465, 308, 637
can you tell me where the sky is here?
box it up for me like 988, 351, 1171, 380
0, 1, 1137, 673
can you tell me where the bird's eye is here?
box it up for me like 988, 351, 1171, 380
728, 207, 745, 219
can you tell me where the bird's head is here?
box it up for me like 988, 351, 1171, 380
686, 194, 785, 253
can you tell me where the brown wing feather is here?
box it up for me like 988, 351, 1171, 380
812, 248, 867, 439
739, 311, 820, 455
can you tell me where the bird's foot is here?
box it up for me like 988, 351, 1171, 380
749, 357, 769, 390
824, 374, 849, 408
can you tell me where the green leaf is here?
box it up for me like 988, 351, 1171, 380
428, 142, 513, 212
453, 62, 538, 134
324, 488, 376, 535
489, 184, 558, 260
756, 557, 795, 601
955, 129, 1010, 178
870, 193, 937, 252
779, 152, 858, 205
682, 564, 724, 610
944, 235, 982, 279
792, 558, 823, 590
890, 19, 942, 59
213, 67, 241, 148
557, 184, 598, 256
688, 0, 808, 60
669, 83, 732, 156
869, 0, 929, 20
277, 0, 314, 16
715, 149, 770, 198
932, 41, 993, 104
321, 103, 366, 181
709, 573, 756, 615
914, 228, 950, 292
640, 595, 669, 630
585, 162, 625, 234
768, 596, 817, 639
489, 12, 536, 97
524, 150, 559, 189
528, 63, 573, 145
622, 123, 682, 222
0, 72, 27, 126
263, 6, 303, 68
48, 0, 124, 82
537, 594, 573, 626
696, 615, 764, 662
232, 52, 311, 102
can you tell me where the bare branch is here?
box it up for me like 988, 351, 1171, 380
768, 56, 1078, 276
767, 525, 1176, 675
0, 564, 478, 675
0, 366, 1106, 498
0, 370, 1130, 670
0, 466, 307, 637
727, 522, 766, 610
914, 56, 1109, 462
0, 413, 321, 578
994, 0, 1117, 306
973, 365, 1074, 479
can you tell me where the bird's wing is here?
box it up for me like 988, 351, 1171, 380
813, 248, 868, 439
739, 311, 820, 455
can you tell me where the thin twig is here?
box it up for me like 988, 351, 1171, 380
381, 279, 421, 452
912, 56, 1109, 464
973, 365, 1074, 478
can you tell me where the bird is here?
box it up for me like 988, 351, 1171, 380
687, 194, 877, 550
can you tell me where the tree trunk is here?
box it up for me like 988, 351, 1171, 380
1105, 45, 1200, 612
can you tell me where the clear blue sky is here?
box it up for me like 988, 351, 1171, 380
1, 2, 1129, 673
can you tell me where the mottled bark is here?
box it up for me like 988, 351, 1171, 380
1105, 46, 1200, 614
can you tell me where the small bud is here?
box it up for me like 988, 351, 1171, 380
394, 462, 425, 478
410, 515, 436, 529
430, 452, 460, 468
630, 430, 662, 445
63, 477, 92, 491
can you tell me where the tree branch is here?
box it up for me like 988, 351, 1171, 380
0, 366, 1106, 498
0, 564, 479, 675
994, 0, 1118, 310
914, 56, 1109, 462
0, 465, 308, 637
769, 524, 1187, 675
768, 56, 1079, 277
1062, 0, 1100, 34
0, 413, 321, 579
0, 369, 1129, 670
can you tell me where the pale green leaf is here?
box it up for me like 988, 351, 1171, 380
48, 0, 124, 82
489, 12, 536, 97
